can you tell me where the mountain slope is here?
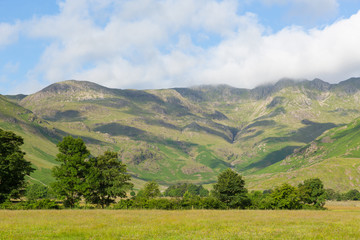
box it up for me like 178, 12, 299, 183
2, 77, 360, 189
247, 117, 360, 191
0, 95, 59, 185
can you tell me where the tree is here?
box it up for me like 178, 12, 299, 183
271, 183, 301, 209
26, 183, 50, 201
164, 183, 209, 197
0, 129, 34, 203
325, 188, 341, 201
298, 178, 326, 208
198, 185, 210, 197
84, 151, 133, 208
212, 168, 250, 208
137, 181, 161, 199
344, 189, 360, 200
52, 136, 90, 207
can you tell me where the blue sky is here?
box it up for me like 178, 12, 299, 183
1, 0, 360, 94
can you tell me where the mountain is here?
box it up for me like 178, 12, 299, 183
2, 77, 360, 190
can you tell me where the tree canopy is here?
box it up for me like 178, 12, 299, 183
298, 178, 326, 207
271, 183, 301, 209
0, 129, 34, 203
212, 168, 250, 208
52, 136, 133, 208
345, 189, 360, 200
85, 151, 133, 208
52, 136, 90, 207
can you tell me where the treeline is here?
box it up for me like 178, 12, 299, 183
1, 131, 360, 210
163, 183, 209, 197
114, 177, 328, 210
325, 188, 360, 201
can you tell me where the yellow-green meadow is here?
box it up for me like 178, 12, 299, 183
1, 204, 360, 240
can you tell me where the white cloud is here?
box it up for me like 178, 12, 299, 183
0, 22, 20, 48
196, 10, 360, 87
18, 0, 360, 91
24, 0, 246, 88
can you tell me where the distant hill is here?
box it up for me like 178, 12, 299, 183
2, 77, 360, 190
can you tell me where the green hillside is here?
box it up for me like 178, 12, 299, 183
0, 95, 58, 185
247, 117, 360, 191
2, 78, 360, 189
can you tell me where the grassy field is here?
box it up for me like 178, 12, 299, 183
1, 204, 360, 239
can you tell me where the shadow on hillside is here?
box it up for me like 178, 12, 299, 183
245, 120, 276, 129
173, 88, 205, 102
264, 119, 337, 144
255, 107, 286, 121
94, 122, 197, 153
243, 146, 298, 171
144, 118, 181, 131
34, 125, 105, 146
183, 122, 234, 143
235, 120, 277, 142
44, 110, 86, 122
204, 110, 228, 120
164, 97, 194, 117
85, 98, 130, 109
113, 89, 164, 104
241, 120, 338, 171
238, 130, 264, 141
94, 123, 145, 138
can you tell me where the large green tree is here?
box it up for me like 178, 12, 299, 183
52, 136, 90, 207
212, 168, 250, 208
0, 129, 34, 203
85, 151, 133, 208
298, 178, 326, 208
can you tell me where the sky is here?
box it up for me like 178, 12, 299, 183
1, 0, 360, 94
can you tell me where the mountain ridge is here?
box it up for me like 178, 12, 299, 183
15, 77, 360, 105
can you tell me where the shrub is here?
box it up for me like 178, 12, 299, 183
113, 199, 134, 209
147, 198, 177, 210
271, 183, 302, 209
344, 189, 360, 200
248, 191, 273, 209
164, 183, 209, 197
28, 199, 59, 209
198, 197, 226, 209
0, 199, 60, 210
26, 184, 50, 201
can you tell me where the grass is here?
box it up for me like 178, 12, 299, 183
246, 157, 360, 191
326, 201, 360, 211
1, 207, 360, 239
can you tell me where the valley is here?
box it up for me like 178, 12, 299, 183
2, 78, 360, 190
